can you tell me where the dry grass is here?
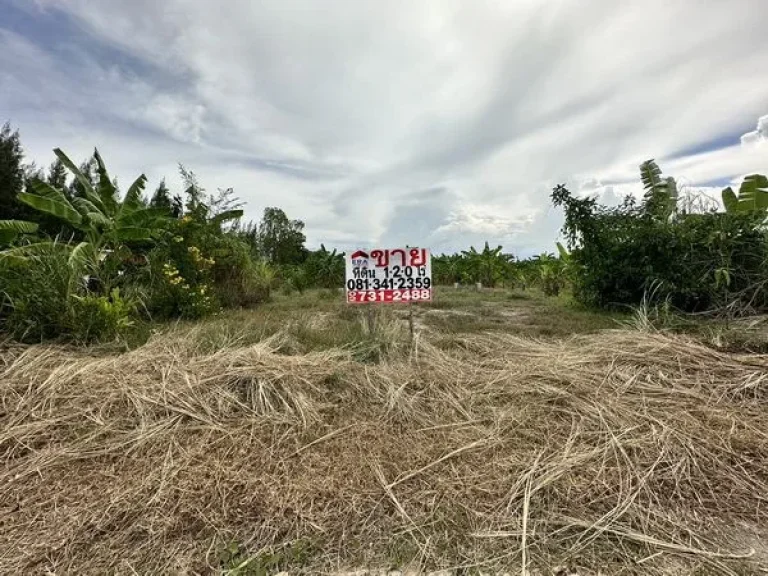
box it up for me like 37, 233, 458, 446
1, 322, 768, 575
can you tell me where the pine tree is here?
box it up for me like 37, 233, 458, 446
149, 179, 172, 212
47, 158, 69, 192
0, 122, 25, 219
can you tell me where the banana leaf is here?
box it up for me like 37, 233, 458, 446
93, 148, 119, 215
54, 148, 106, 213
19, 184, 83, 227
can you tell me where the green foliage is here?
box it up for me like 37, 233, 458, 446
1, 140, 285, 342
433, 243, 513, 287
69, 288, 136, 343
552, 166, 768, 312
0, 122, 26, 221
145, 176, 263, 318
461, 242, 509, 287
20, 148, 168, 251
640, 159, 678, 220
302, 244, 344, 288
147, 222, 220, 319
534, 252, 567, 296
722, 174, 768, 214
0, 219, 38, 246
20, 179, 84, 226
0, 241, 135, 342
256, 207, 307, 265
0, 241, 72, 340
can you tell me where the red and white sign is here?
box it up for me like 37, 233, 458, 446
345, 248, 432, 304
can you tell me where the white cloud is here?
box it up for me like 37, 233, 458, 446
2, 0, 768, 252
741, 115, 768, 146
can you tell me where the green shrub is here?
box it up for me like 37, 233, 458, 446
0, 243, 72, 340
0, 243, 139, 342
552, 182, 768, 312
69, 288, 136, 342
210, 235, 270, 308
146, 212, 272, 317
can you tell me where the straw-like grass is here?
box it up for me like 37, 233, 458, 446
1, 326, 767, 574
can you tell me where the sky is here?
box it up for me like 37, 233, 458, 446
1, 0, 767, 256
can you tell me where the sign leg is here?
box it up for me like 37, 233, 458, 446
408, 301, 414, 341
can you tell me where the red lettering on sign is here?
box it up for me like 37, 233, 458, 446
409, 248, 428, 266
347, 289, 432, 304
370, 249, 388, 268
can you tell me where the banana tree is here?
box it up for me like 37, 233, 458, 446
18, 148, 170, 287
533, 250, 568, 296
640, 159, 678, 220
314, 244, 344, 288
722, 174, 768, 214
461, 242, 509, 287
18, 148, 169, 262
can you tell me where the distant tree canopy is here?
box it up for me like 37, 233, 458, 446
0, 122, 25, 220
257, 207, 307, 265
47, 158, 69, 192
149, 179, 183, 218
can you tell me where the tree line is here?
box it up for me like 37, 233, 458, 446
0, 122, 344, 341
2, 120, 767, 342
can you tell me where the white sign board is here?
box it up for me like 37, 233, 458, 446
345, 248, 432, 304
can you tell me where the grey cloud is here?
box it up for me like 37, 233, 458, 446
4, 0, 768, 254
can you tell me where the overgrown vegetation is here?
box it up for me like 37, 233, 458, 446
553, 160, 768, 314
3, 121, 768, 574
2, 121, 768, 345
0, 124, 345, 342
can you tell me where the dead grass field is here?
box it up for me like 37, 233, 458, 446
1, 289, 767, 575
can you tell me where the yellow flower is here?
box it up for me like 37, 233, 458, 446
163, 264, 180, 277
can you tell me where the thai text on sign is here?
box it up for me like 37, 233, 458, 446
345, 248, 432, 304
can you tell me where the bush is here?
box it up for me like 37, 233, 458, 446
0, 244, 138, 342
210, 235, 271, 308
146, 213, 273, 317
0, 243, 72, 340
69, 288, 136, 343
552, 184, 768, 312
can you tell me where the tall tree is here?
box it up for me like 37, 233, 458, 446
0, 122, 25, 219
47, 158, 69, 192
149, 179, 183, 218
257, 207, 307, 265
150, 178, 172, 211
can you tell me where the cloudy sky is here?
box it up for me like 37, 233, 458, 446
2, 0, 767, 255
